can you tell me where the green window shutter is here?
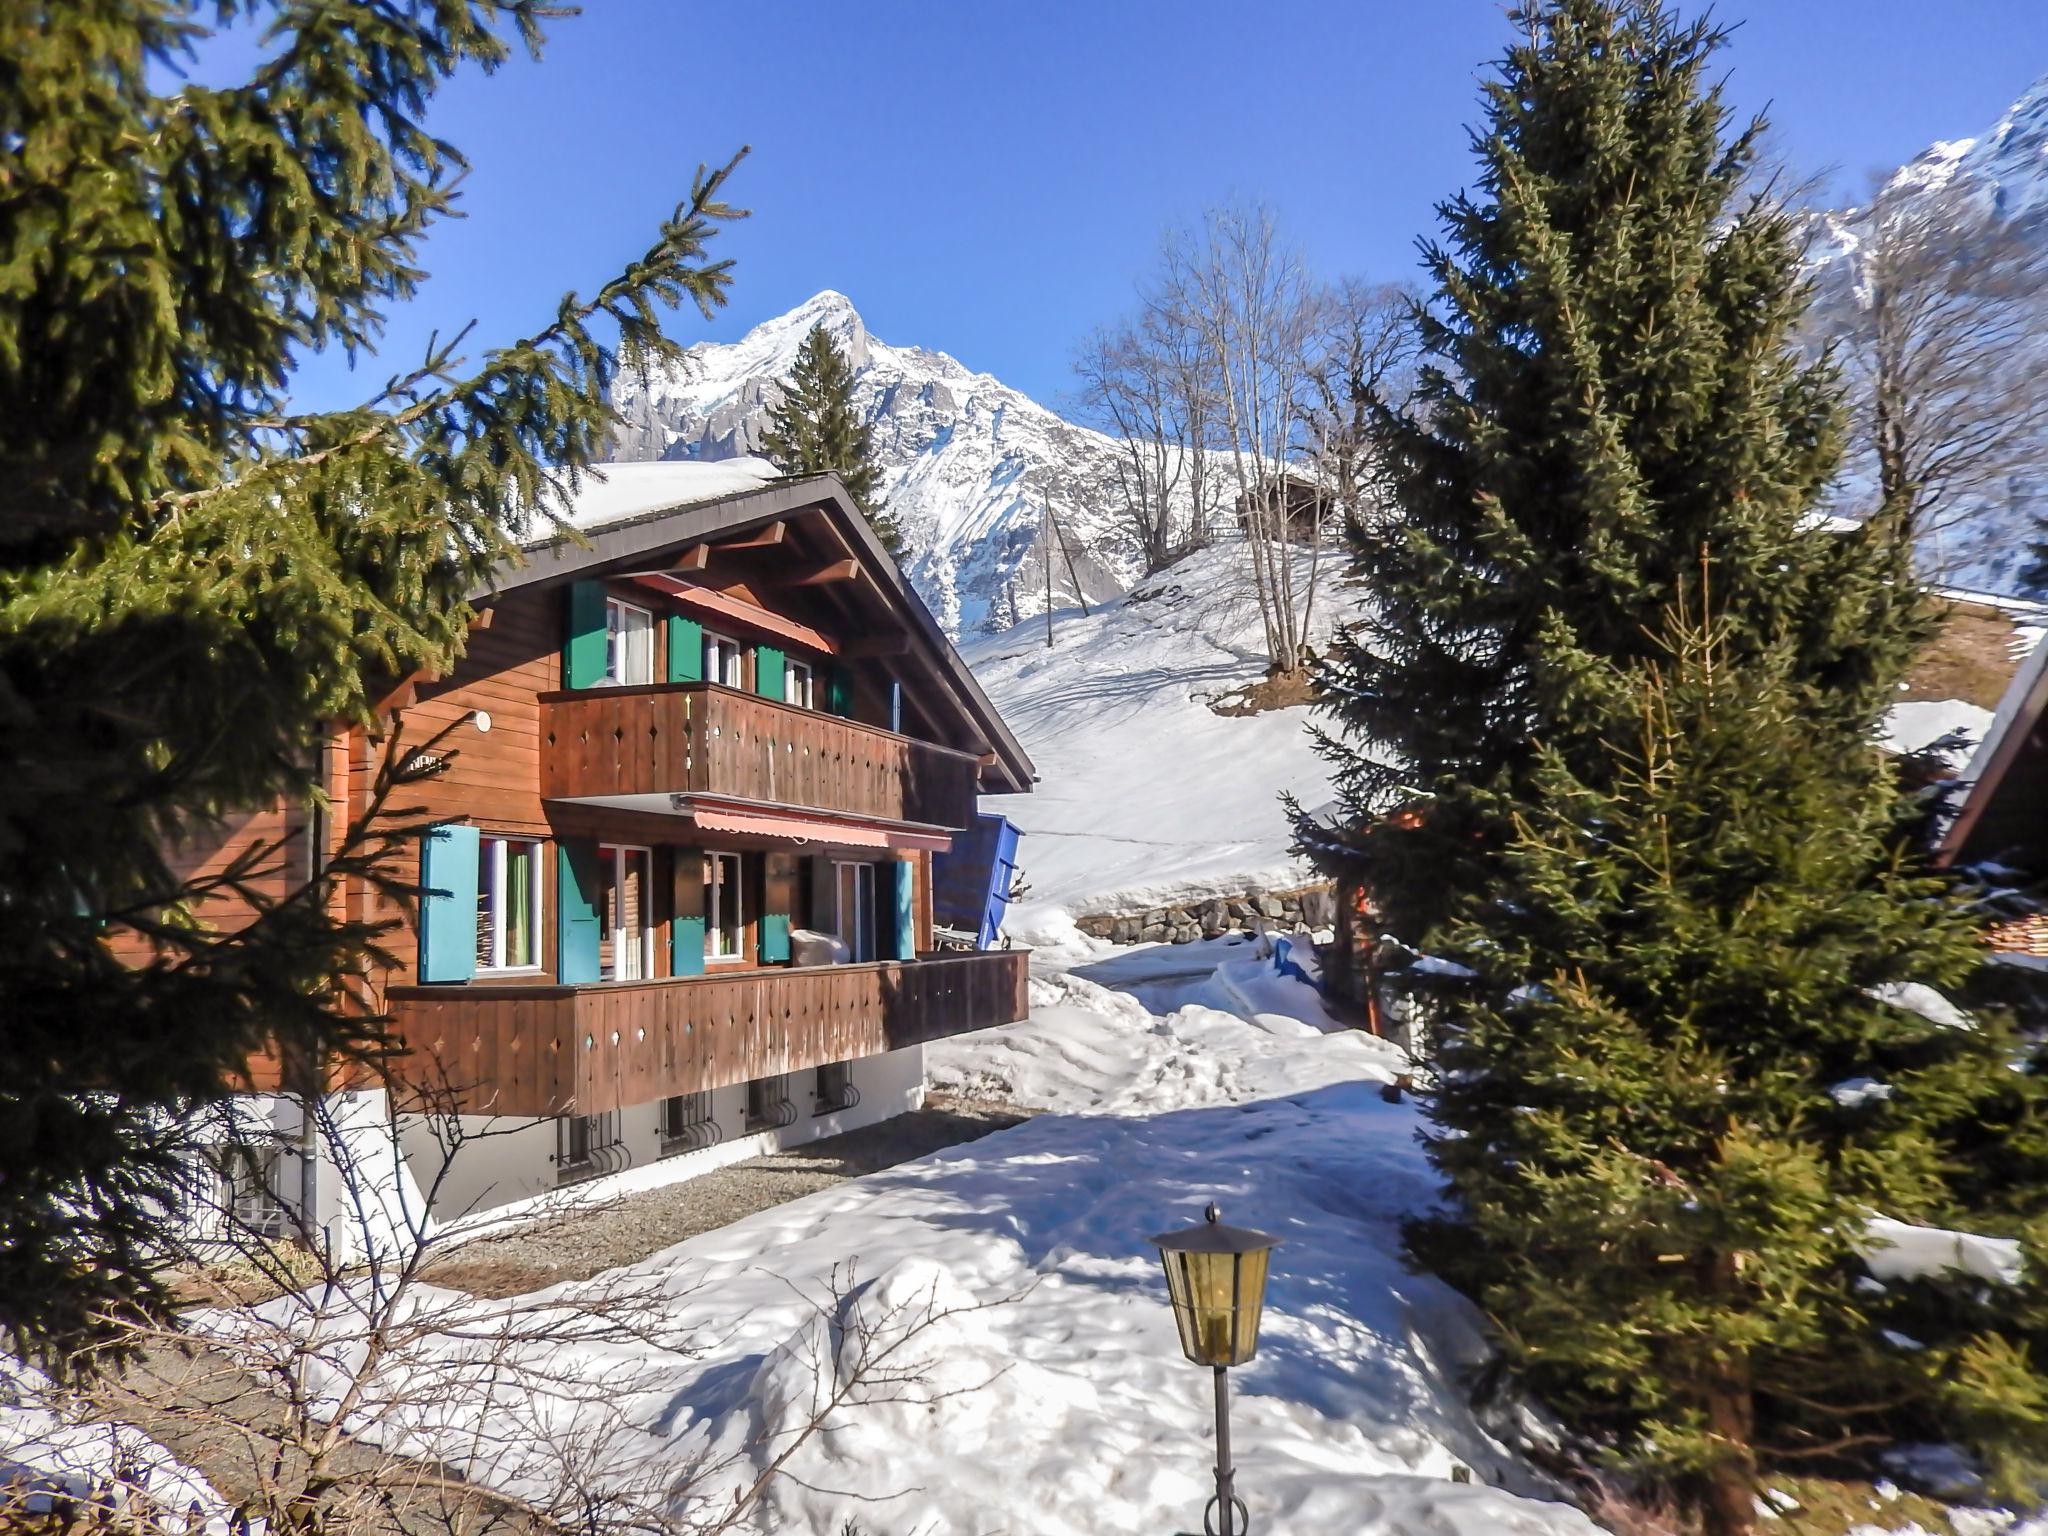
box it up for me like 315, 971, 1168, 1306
825, 664, 854, 717
672, 914, 706, 975
556, 840, 601, 984
667, 614, 703, 683
418, 824, 480, 984
754, 644, 786, 702
760, 913, 791, 964
883, 858, 916, 961
562, 581, 609, 689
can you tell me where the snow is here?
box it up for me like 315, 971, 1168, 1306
0, 1363, 234, 1533
532, 456, 780, 537
209, 943, 1599, 1536
1882, 698, 1995, 764
961, 538, 1352, 935
1861, 1217, 2026, 1288
1868, 981, 1975, 1031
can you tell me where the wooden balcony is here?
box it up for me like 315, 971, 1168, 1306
540, 682, 980, 830
381, 948, 1030, 1117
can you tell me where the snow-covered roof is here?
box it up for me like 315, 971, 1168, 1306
531, 457, 781, 542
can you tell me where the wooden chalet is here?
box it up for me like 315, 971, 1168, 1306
163, 465, 1035, 1219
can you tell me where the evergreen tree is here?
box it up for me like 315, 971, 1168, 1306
1, 0, 745, 1370
1302, 0, 1922, 947
759, 323, 901, 556
1299, 1, 2048, 1526
1413, 604, 2045, 1530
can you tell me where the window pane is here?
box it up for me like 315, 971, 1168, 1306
504, 843, 535, 967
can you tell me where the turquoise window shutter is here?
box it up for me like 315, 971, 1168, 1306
754, 644, 787, 701
556, 840, 601, 984
760, 913, 791, 964
418, 824, 480, 984
672, 914, 706, 976
667, 614, 704, 683
886, 858, 916, 960
562, 581, 609, 689
825, 664, 854, 717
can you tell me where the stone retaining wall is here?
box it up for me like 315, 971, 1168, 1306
1073, 883, 1337, 946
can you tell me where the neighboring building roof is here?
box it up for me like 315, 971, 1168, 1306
481, 468, 1037, 795
1940, 633, 2048, 868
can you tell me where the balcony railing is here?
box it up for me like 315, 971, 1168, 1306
381, 948, 1029, 1117
539, 682, 981, 830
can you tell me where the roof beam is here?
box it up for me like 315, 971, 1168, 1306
777, 558, 860, 587
714, 519, 786, 551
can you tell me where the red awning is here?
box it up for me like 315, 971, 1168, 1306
686, 801, 953, 853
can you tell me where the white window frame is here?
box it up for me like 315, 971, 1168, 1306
702, 629, 743, 689
605, 596, 655, 686
706, 850, 745, 962
216, 1141, 291, 1238
477, 834, 543, 974
599, 843, 655, 982
784, 658, 815, 710
832, 860, 877, 962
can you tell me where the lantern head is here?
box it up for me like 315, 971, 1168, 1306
1150, 1202, 1281, 1368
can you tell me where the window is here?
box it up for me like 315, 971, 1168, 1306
745, 1074, 794, 1132
659, 1091, 716, 1153
702, 630, 743, 689
784, 658, 815, 710
833, 861, 877, 962
215, 1142, 291, 1238
556, 1110, 620, 1179
605, 597, 654, 686
475, 836, 541, 972
814, 1061, 856, 1115
706, 851, 744, 961
598, 844, 653, 981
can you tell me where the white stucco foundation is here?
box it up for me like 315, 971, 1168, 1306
402, 1043, 929, 1232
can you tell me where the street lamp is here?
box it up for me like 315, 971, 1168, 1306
1151, 1202, 1281, 1536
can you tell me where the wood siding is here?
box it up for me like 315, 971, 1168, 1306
382, 948, 1029, 1115
540, 682, 980, 830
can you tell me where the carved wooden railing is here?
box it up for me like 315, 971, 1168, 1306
383, 948, 1030, 1117
539, 682, 980, 829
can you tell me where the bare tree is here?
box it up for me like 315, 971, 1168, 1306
1300, 279, 1421, 546
1072, 295, 1226, 576
1819, 177, 2048, 570
29, 1079, 1003, 1536
1160, 203, 1329, 679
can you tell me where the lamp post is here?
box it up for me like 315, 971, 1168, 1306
1151, 1203, 1281, 1536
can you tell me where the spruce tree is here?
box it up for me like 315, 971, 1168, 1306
1, 0, 745, 1369
1299, 1, 2048, 1526
1303, 0, 1922, 947
759, 323, 902, 556
1414, 604, 2046, 1530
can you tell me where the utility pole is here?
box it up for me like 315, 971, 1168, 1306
1043, 505, 1054, 648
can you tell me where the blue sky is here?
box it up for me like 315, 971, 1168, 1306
268, 1, 2048, 416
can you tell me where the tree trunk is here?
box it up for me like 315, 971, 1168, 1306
1700, 1376, 1757, 1536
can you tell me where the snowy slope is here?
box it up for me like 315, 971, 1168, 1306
608, 290, 1135, 636
962, 537, 1350, 938
1806, 71, 2048, 594
960, 533, 1985, 941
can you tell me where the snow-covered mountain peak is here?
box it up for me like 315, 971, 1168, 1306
607, 293, 1135, 637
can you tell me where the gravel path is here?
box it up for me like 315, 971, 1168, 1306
426, 1096, 1031, 1298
